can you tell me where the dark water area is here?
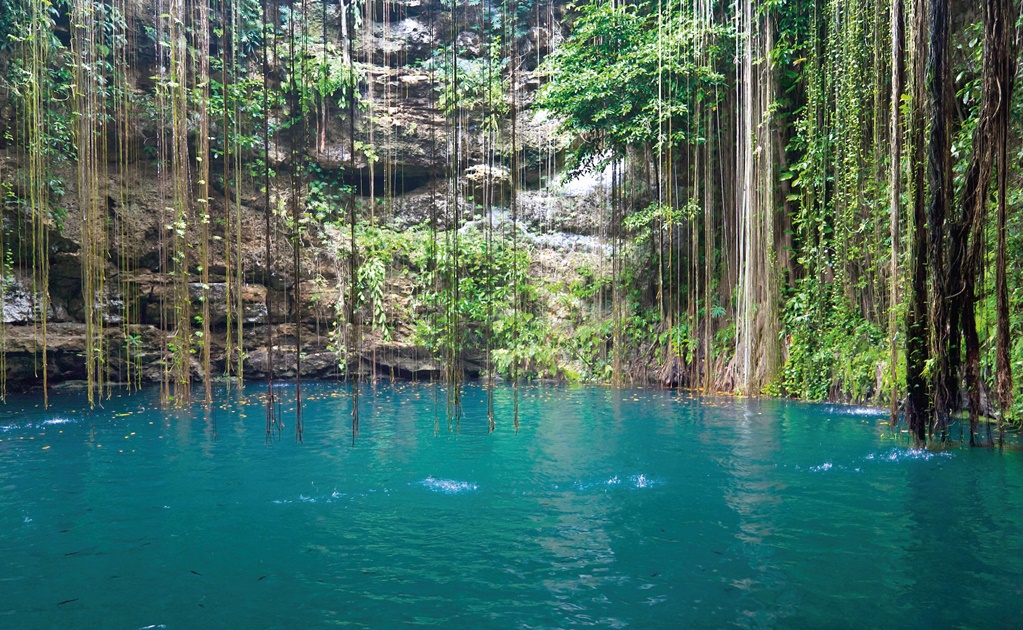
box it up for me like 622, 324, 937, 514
2, 382, 1022, 628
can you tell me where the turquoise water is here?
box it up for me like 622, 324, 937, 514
2, 383, 1023, 628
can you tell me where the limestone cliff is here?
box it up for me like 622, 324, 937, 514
0, 0, 632, 392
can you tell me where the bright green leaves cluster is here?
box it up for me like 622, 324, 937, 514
306, 163, 351, 222
414, 226, 540, 375
358, 255, 389, 340
312, 53, 363, 111
320, 220, 562, 380
536, 0, 727, 175
780, 277, 888, 401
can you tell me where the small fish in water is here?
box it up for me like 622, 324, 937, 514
257, 575, 267, 582
190, 570, 202, 576
57, 598, 78, 606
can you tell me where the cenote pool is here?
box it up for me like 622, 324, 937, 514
2, 383, 1022, 628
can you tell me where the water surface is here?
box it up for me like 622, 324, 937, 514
2, 383, 1022, 627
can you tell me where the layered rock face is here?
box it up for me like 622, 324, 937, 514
0, 0, 621, 391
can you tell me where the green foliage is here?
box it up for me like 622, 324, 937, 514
536, 0, 728, 175
1004, 154, 1023, 422
411, 226, 541, 376
781, 280, 887, 402
567, 319, 613, 381
429, 41, 509, 128
311, 53, 364, 112
358, 254, 390, 340
306, 163, 351, 222
207, 73, 269, 157
318, 221, 565, 380
492, 312, 560, 379
666, 319, 698, 364
622, 201, 686, 240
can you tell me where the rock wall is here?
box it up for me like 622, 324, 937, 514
0, 0, 625, 392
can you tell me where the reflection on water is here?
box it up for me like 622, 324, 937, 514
0, 384, 1022, 627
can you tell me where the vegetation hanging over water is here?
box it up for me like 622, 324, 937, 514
0, 0, 1021, 444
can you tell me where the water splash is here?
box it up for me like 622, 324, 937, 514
864, 448, 954, 463
42, 417, 75, 426
822, 405, 888, 418
629, 474, 658, 488
274, 488, 348, 504
2, 416, 78, 433
418, 477, 478, 494
575, 474, 660, 491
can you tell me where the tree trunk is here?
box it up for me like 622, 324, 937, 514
927, 0, 954, 436
957, 0, 1015, 444
889, 0, 905, 425
905, 0, 930, 442
994, 0, 1018, 441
